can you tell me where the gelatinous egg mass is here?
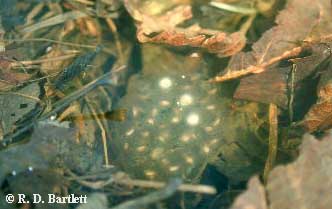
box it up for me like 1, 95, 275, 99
110, 45, 266, 182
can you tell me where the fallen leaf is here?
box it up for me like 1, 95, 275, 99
212, 0, 332, 82
0, 69, 32, 90
231, 176, 267, 209
0, 123, 74, 183
124, 3, 246, 57
303, 58, 332, 132
234, 66, 289, 108
267, 134, 332, 209
230, 134, 332, 209
5, 169, 68, 209
0, 83, 41, 138
234, 43, 332, 108
0, 122, 101, 184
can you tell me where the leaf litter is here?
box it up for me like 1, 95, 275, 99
212, 0, 332, 82
124, 2, 247, 57
0, 0, 332, 209
230, 134, 332, 209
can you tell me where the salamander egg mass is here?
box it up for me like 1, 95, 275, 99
110, 45, 267, 183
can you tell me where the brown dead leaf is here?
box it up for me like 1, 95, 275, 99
234, 43, 332, 108
303, 59, 332, 132
234, 67, 289, 108
267, 134, 332, 209
231, 176, 267, 209
40, 45, 74, 74
0, 122, 101, 184
0, 70, 32, 90
124, 2, 246, 57
230, 134, 332, 209
5, 169, 68, 209
212, 0, 332, 82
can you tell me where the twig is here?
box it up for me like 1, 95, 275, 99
105, 18, 124, 64
10, 53, 78, 67
288, 64, 296, 123
9, 38, 97, 49
0, 92, 41, 103
114, 178, 217, 195
210, 1, 257, 15
85, 97, 110, 167
26, 3, 45, 25
263, 103, 278, 183
240, 13, 256, 34
68, 170, 217, 194
0, 65, 125, 147
21, 10, 88, 34
210, 46, 303, 82
110, 179, 182, 209
8, 38, 115, 55
211, 35, 332, 83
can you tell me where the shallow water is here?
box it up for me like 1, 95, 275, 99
110, 44, 267, 182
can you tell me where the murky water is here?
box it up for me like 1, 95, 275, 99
110, 44, 267, 183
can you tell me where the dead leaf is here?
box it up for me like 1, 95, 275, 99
231, 176, 267, 209
230, 134, 332, 209
124, 3, 246, 57
234, 43, 332, 108
0, 69, 32, 90
267, 134, 332, 209
212, 0, 332, 82
0, 122, 102, 184
5, 169, 68, 209
303, 59, 332, 132
40, 45, 74, 75
0, 83, 41, 138
0, 123, 74, 183
234, 66, 290, 108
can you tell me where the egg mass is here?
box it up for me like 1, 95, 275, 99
110, 45, 267, 182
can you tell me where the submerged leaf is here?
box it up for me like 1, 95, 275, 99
303, 59, 332, 132
5, 169, 68, 209
234, 67, 289, 108
213, 0, 332, 82
0, 122, 101, 184
0, 83, 41, 138
230, 134, 332, 209
267, 134, 332, 209
234, 43, 332, 108
231, 176, 267, 209
124, 3, 246, 57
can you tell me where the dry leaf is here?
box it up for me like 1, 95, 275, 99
267, 134, 332, 209
234, 43, 332, 108
40, 45, 74, 74
5, 169, 68, 209
124, 3, 246, 57
303, 59, 332, 132
234, 67, 289, 108
231, 176, 267, 209
0, 122, 101, 184
230, 134, 332, 209
213, 0, 332, 82
0, 70, 32, 90
0, 83, 41, 138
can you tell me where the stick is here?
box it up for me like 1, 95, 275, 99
110, 179, 182, 209
263, 103, 278, 183
1, 65, 125, 147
